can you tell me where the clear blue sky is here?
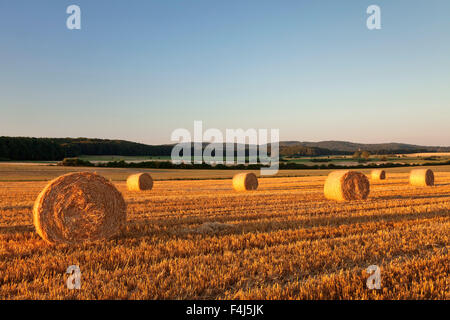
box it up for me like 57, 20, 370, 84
1, 0, 449, 145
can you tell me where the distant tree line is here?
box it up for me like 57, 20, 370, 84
0, 137, 65, 161
0, 136, 447, 161
0, 137, 174, 161
0, 137, 276, 161
60, 157, 450, 170
54, 138, 173, 157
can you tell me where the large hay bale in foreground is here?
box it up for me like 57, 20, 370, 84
232, 173, 258, 191
409, 169, 434, 186
127, 173, 153, 191
324, 170, 370, 202
371, 169, 386, 180
33, 172, 126, 244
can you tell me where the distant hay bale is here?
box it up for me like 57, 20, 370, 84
33, 172, 126, 244
232, 173, 258, 191
371, 169, 386, 180
324, 170, 370, 202
127, 173, 153, 191
409, 169, 434, 186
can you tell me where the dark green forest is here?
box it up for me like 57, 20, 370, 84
0, 137, 64, 161
0, 136, 448, 161
0, 137, 277, 161
0, 137, 173, 161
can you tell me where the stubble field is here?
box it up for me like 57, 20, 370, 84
0, 164, 449, 299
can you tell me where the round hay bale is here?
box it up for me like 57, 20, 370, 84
409, 169, 434, 186
324, 170, 370, 202
232, 172, 258, 191
33, 172, 126, 244
126, 173, 153, 191
371, 169, 386, 180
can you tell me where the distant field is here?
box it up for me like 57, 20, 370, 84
78, 155, 255, 163
0, 163, 323, 182
399, 153, 450, 158
0, 165, 448, 299
284, 154, 450, 166
4, 152, 448, 169
1, 163, 450, 182
78, 155, 172, 162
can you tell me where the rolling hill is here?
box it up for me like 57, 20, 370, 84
0, 136, 449, 161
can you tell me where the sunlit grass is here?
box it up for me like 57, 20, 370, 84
0, 166, 448, 299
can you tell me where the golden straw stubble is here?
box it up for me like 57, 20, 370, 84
409, 169, 434, 186
232, 172, 258, 191
127, 173, 153, 191
33, 172, 127, 244
324, 170, 370, 202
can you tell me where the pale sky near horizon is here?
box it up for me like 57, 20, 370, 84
0, 0, 449, 146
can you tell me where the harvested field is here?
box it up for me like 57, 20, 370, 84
0, 165, 449, 299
